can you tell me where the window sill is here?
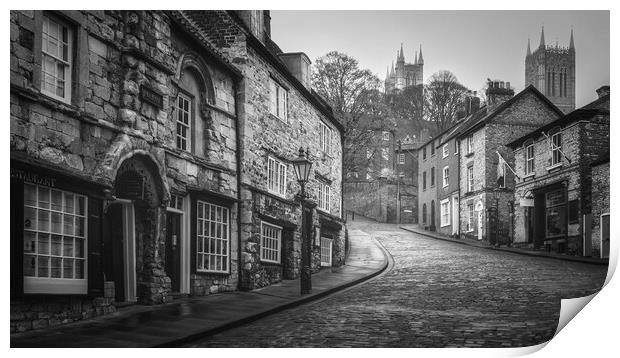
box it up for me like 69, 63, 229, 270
546, 163, 563, 172
440, 223, 450, 228
195, 270, 231, 276
443, 184, 449, 188
269, 113, 288, 124
465, 152, 474, 158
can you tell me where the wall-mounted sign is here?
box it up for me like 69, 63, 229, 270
11, 168, 56, 187
140, 85, 164, 109
475, 200, 484, 212
519, 198, 534, 207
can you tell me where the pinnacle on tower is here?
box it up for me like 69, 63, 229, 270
386, 66, 390, 79
527, 37, 531, 56
398, 43, 405, 62
539, 26, 545, 49
391, 61, 394, 75
417, 44, 424, 65
569, 28, 575, 50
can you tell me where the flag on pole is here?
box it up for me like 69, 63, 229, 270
496, 151, 520, 186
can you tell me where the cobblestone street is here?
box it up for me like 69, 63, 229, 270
187, 221, 608, 348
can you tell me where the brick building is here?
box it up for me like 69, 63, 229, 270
525, 27, 576, 113
456, 82, 563, 244
591, 157, 610, 259
182, 10, 346, 290
10, 10, 345, 333
507, 90, 609, 255
416, 93, 481, 235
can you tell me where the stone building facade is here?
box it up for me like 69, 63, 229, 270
10, 9, 346, 333
10, 10, 243, 332
508, 91, 609, 255
456, 83, 563, 244
182, 10, 346, 290
525, 27, 576, 113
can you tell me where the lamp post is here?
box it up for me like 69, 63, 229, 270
396, 140, 402, 224
493, 188, 501, 247
292, 147, 313, 295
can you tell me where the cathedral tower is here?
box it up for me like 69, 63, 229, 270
385, 43, 424, 94
525, 27, 576, 113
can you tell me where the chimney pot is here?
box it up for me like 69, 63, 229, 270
596, 85, 610, 99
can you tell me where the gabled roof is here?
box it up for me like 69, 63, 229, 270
167, 11, 243, 79
454, 85, 564, 140
506, 108, 609, 148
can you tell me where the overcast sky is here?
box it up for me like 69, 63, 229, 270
271, 10, 609, 107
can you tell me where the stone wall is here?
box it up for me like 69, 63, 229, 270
183, 11, 345, 290
343, 181, 413, 223
10, 10, 241, 332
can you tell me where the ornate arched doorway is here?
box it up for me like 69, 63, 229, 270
104, 153, 169, 304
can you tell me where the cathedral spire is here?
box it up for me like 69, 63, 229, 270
398, 43, 405, 62
569, 28, 575, 50
527, 37, 531, 56
391, 60, 394, 75
539, 26, 545, 49
418, 44, 424, 65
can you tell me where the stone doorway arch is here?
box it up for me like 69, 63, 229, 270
105, 152, 170, 305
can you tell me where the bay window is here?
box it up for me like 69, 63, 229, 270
23, 183, 87, 294
196, 201, 229, 273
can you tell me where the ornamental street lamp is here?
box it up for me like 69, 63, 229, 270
292, 147, 313, 295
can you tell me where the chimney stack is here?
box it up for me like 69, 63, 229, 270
486, 79, 515, 112
278, 52, 312, 89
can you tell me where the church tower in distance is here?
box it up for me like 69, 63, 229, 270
525, 27, 576, 113
385, 43, 424, 94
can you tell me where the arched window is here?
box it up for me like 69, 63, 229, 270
430, 200, 436, 227
175, 53, 216, 156
422, 204, 427, 224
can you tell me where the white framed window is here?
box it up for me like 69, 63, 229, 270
442, 166, 449, 187
398, 153, 405, 165
467, 202, 474, 232
196, 201, 229, 273
317, 182, 331, 212
269, 78, 288, 122
23, 184, 87, 294
260, 221, 281, 264
440, 199, 451, 227
382, 131, 390, 141
169, 194, 184, 211
454, 140, 459, 154
176, 93, 191, 151
466, 134, 474, 154
526, 144, 535, 175
319, 121, 332, 155
551, 132, 562, 166
467, 165, 474, 192
430, 167, 435, 187
320, 236, 333, 267
442, 144, 449, 158
267, 156, 287, 197
41, 14, 73, 103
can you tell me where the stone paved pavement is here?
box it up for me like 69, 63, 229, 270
187, 221, 608, 348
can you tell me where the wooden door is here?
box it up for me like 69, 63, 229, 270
165, 212, 182, 293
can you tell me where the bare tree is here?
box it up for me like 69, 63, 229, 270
424, 70, 469, 133
312, 51, 392, 175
